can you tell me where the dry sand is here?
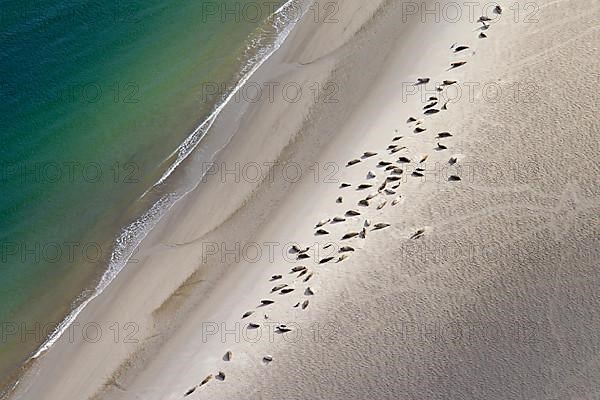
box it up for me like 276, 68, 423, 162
9, 0, 600, 399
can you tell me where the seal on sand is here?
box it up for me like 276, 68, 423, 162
449, 61, 467, 69
411, 229, 425, 239
372, 223, 391, 231
315, 218, 330, 228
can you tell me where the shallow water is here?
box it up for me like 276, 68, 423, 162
0, 0, 287, 384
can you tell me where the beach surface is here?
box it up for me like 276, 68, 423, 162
10, 0, 600, 399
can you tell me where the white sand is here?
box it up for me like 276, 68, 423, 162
10, 0, 600, 399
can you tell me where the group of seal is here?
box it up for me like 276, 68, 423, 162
182, 9, 507, 397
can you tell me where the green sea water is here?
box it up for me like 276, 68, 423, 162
0, 0, 288, 386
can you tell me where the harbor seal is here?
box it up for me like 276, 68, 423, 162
423, 101, 438, 110
319, 256, 335, 264
297, 268, 308, 277
411, 229, 425, 239
373, 223, 391, 231
276, 325, 292, 333
271, 284, 287, 292
200, 375, 213, 387
358, 199, 370, 207
449, 61, 467, 69
315, 218, 330, 228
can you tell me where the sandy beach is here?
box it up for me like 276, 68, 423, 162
9, 0, 600, 399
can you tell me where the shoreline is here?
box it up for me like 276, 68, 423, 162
10, 0, 600, 399
0, 0, 306, 394
32, 0, 305, 360
7, 0, 331, 397
0, 0, 305, 397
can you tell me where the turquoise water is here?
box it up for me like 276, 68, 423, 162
0, 0, 287, 384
